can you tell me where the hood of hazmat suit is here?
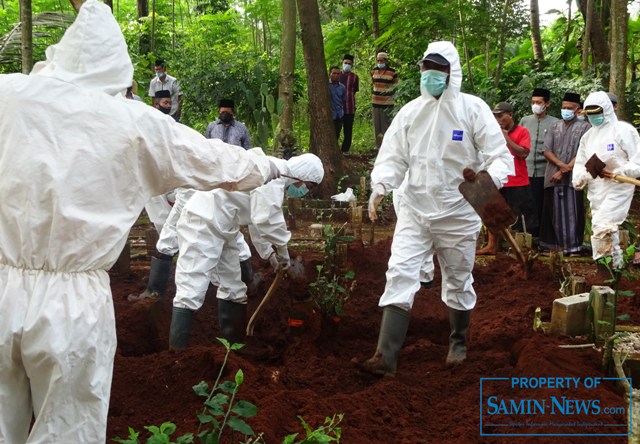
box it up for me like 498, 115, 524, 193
572, 91, 640, 233
0, 0, 272, 273
370, 41, 514, 220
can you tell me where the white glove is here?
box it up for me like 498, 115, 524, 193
265, 159, 281, 183
368, 183, 386, 221
572, 173, 589, 190
269, 246, 290, 271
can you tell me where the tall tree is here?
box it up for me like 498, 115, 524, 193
19, 0, 32, 74
529, 0, 544, 65
296, 0, 342, 197
276, 0, 296, 158
577, 0, 610, 69
609, 0, 627, 117
581, 0, 593, 75
372, 0, 379, 46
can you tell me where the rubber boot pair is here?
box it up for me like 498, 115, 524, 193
446, 308, 471, 365
128, 253, 173, 301
359, 305, 410, 377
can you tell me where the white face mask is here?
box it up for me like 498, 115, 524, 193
531, 104, 546, 115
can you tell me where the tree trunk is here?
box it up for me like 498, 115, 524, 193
609, 0, 627, 118
581, 0, 592, 75
296, 0, 342, 198
493, 0, 512, 87
372, 0, 379, 45
563, 0, 572, 69
138, 0, 150, 55
577, 0, 610, 69
69, 0, 83, 12
19, 0, 32, 74
104, 0, 113, 10
277, 0, 296, 158
529, 0, 544, 65
457, 0, 474, 90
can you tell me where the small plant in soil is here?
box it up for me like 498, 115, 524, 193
114, 338, 258, 444
308, 223, 356, 320
282, 413, 343, 443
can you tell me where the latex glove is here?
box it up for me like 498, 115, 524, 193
269, 246, 290, 271
368, 183, 386, 221
265, 159, 281, 183
573, 173, 589, 190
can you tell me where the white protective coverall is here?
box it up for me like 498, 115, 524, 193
0, 2, 275, 443
371, 41, 514, 311
173, 153, 324, 310
156, 189, 251, 262
572, 91, 640, 267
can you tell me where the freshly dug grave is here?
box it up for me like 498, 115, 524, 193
107, 231, 640, 444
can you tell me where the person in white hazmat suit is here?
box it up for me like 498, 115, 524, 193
129, 187, 254, 302
0, 2, 283, 443
361, 41, 514, 376
169, 153, 324, 349
572, 91, 640, 268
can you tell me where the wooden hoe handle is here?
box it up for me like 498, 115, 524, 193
246, 268, 287, 336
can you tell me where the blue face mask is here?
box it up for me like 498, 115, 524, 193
577, 115, 585, 121
343, 63, 352, 72
376, 63, 386, 69
588, 114, 605, 126
287, 183, 309, 198
421, 70, 448, 98
155, 71, 164, 78
561, 109, 575, 121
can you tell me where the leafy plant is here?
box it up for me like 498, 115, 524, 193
308, 224, 356, 319
113, 338, 258, 444
282, 413, 344, 444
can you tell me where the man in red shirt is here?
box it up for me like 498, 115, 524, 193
478, 102, 535, 255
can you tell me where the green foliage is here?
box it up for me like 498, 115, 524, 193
113, 338, 256, 444
240, 70, 283, 152
282, 413, 344, 444
309, 224, 356, 318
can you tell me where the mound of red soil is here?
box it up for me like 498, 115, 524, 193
108, 233, 639, 443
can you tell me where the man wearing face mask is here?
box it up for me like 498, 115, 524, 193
169, 153, 324, 349
519, 88, 559, 238
539, 92, 591, 256
371, 52, 398, 148
573, 91, 640, 269
340, 54, 360, 154
149, 59, 183, 122
205, 99, 252, 150
154, 90, 172, 115
359, 41, 513, 376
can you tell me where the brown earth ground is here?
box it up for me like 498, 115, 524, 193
107, 156, 640, 444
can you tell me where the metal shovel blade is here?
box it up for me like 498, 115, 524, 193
458, 169, 516, 232
585, 154, 607, 179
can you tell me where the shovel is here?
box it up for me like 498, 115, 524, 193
246, 268, 287, 336
458, 168, 532, 277
585, 153, 640, 186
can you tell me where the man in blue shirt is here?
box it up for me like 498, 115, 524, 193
329, 66, 346, 141
205, 99, 252, 149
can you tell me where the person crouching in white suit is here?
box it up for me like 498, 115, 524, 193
169, 153, 324, 349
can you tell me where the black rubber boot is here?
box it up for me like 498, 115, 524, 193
359, 305, 410, 377
240, 259, 253, 285
128, 253, 173, 301
446, 308, 471, 365
218, 299, 247, 345
169, 307, 194, 350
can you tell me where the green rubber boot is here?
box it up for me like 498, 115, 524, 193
446, 308, 471, 365
218, 299, 247, 345
359, 305, 410, 377
169, 307, 193, 350
128, 254, 173, 301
